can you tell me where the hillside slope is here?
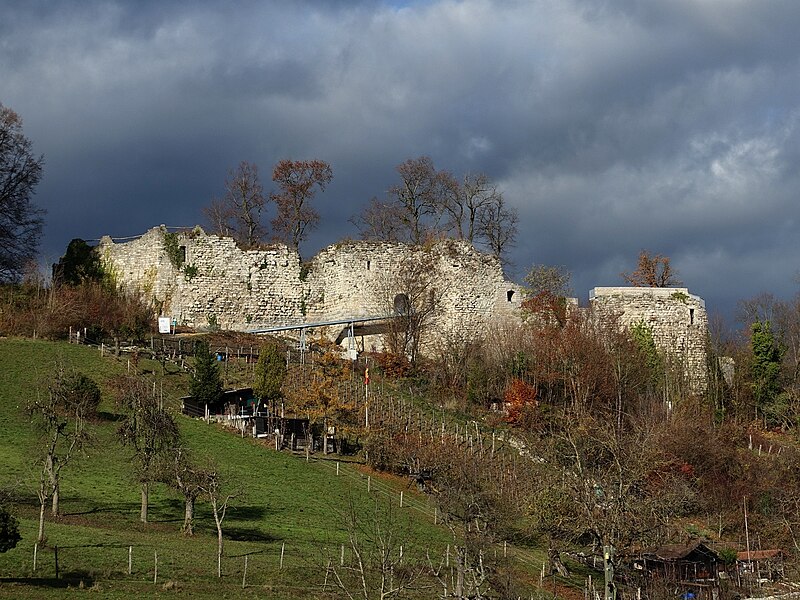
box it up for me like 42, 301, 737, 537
0, 338, 454, 598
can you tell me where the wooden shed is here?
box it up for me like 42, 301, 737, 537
736, 549, 784, 582
635, 541, 720, 584
181, 387, 259, 418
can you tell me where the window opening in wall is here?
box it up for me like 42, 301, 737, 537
689, 308, 695, 325
179, 246, 186, 264
507, 290, 515, 302
393, 293, 411, 316
366, 260, 370, 271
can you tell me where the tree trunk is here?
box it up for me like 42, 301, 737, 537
51, 480, 60, 517
38, 500, 46, 544
217, 527, 223, 577
46, 452, 58, 516
183, 497, 194, 535
140, 482, 149, 523
455, 548, 465, 599
211, 498, 224, 577
549, 546, 570, 577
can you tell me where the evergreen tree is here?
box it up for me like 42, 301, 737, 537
750, 320, 784, 409
253, 341, 286, 404
190, 340, 223, 407
52, 238, 106, 286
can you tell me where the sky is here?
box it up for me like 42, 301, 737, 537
3, 0, 800, 321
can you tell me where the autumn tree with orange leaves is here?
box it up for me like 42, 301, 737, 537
503, 378, 537, 425
621, 250, 681, 287
284, 342, 359, 453
270, 159, 333, 253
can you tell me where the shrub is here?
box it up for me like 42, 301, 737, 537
370, 352, 411, 379
0, 503, 20, 553
0, 281, 152, 341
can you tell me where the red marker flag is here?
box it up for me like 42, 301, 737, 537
364, 367, 370, 386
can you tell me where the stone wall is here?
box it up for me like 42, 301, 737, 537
589, 287, 708, 392
99, 226, 304, 330
98, 226, 523, 343
98, 227, 709, 390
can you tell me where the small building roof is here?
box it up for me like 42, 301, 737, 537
737, 550, 783, 561
641, 541, 719, 562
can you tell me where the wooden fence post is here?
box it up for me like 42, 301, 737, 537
128, 545, 132, 575
280, 542, 285, 570
242, 555, 248, 588
154, 550, 158, 584
33, 543, 37, 571
54, 545, 59, 579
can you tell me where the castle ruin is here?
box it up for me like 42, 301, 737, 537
98, 226, 709, 391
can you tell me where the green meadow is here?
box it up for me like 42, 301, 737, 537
0, 338, 458, 598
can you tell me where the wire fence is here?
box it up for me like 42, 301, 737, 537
59, 330, 590, 595
22, 531, 482, 596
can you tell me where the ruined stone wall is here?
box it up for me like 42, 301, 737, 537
98, 226, 523, 343
589, 287, 708, 392
98, 227, 709, 390
99, 226, 304, 330
303, 239, 521, 341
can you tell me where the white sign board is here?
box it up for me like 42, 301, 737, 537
158, 317, 171, 334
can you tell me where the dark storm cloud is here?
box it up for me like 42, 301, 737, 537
3, 0, 800, 319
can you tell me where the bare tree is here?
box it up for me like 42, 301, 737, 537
443, 172, 500, 243
425, 446, 521, 600
352, 157, 450, 245
477, 194, 518, 266
203, 196, 234, 239
775, 295, 800, 401
205, 161, 266, 248
163, 447, 209, 536
380, 253, 441, 366
737, 292, 778, 326
326, 497, 428, 600
387, 156, 453, 245
352, 159, 517, 261
526, 411, 697, 569
115, 375, 180, 523
621, 250, 682, 287
28, 365, 100, 542
0, 103, 45, 282
270, 159, 333, 252
199, 468, 238, 577
351, 197, 407, 242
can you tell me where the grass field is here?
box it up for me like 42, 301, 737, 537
0, 338, 464, 598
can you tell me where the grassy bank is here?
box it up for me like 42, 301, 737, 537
0, 338, 456, 598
